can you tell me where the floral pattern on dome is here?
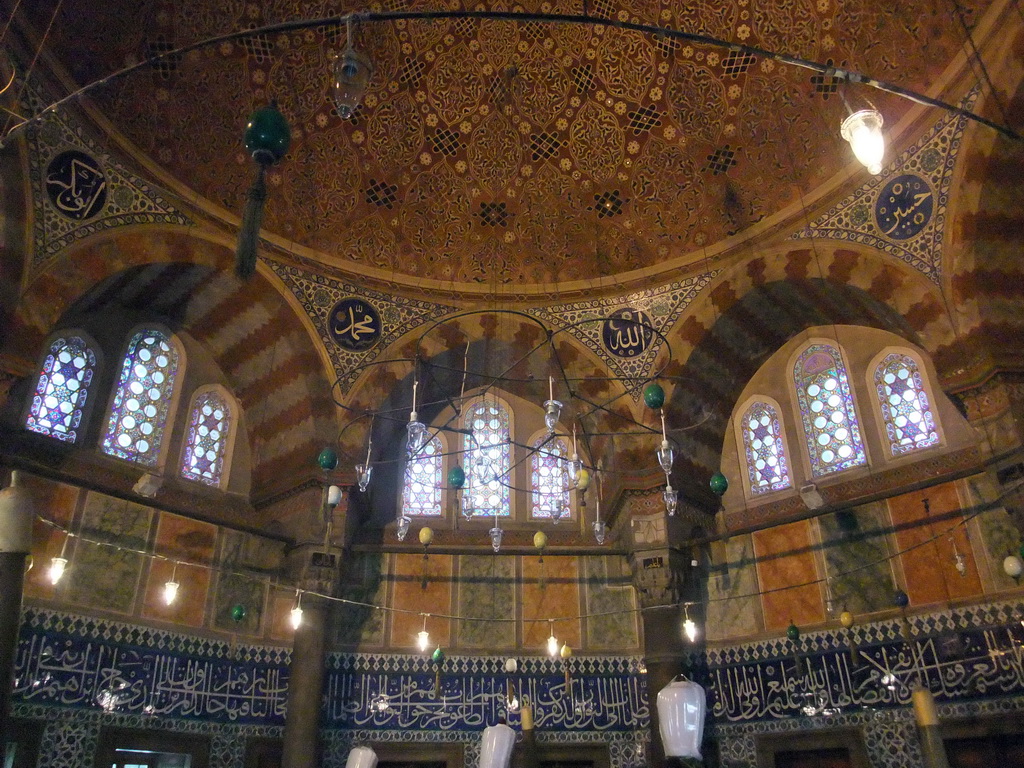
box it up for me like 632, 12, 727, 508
25, 336, 97, 443
181, 390, 232, 486
102, 330, 180, 466
794, 343, 866, 477
741, 400, 791, 495
874, 352, 939, 456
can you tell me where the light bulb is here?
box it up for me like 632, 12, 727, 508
290, 604, 303, 630
356, 463, 372, 493
840, 108, 885, 175
48, 557, 67, 585
683, 618, 697, 642
417, 629, 430, 652
163, 580, 179, 606
663, 485, 678, 516
547, 633, 559, 656
656, 440, 675, 474
396, 515, 411, 542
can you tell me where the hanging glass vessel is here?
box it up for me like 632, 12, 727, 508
489, 525, 503, 553
356, 463, 372, 492
663, 485, 678, 516
543, 399, 563, 434
657, 439, 675, 474
396, 515, 411, 542
593, 519, 607, 545
568, 454, 583, 487
407, 418, 427, 453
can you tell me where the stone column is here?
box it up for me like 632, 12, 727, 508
0, 472, 34, 756
627, 509, 692, 768
282, 593, 329, 768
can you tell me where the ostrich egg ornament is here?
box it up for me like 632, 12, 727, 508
657, 678, 706, 759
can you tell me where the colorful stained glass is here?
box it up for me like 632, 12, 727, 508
874, 353, 939, 456
181, 391, 232, 486
25, 336, 96, 443
402, 435, 443, 516
794, 344, 867, 476
463, 400, 511, 518
531, 437, 571, 520
741, 401, 792, 495
102, 330, 180, 466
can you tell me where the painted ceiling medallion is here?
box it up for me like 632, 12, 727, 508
329, 298, 383, 351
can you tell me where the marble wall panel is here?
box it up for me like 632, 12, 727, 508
390, 553, 453, 650
752, 520, 823, 632
212, 529, 282, 634
818, 502, 896, 615
23, 474, 80, 600
457, 555, 516, 649
583, 555, 639, 650
706, 534, 763, 641
141, 512, 217, 627
889, 482, 983, 606
334, 552, 387, 648
64, 492, 151, 613
523, 554, 581, 650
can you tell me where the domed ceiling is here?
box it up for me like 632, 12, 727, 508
29, 0, 985, 290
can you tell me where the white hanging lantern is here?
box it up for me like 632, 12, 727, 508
657, 677, 706, 759
840, 108, 885, 175
345, 746, 378, 768
479, 723, 516, 768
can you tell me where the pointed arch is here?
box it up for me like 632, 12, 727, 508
871, 349, 940, 457
402, 433, 445, 517
25, 332, 100, 443
793, 342, 867, 477
180, 385, 237, 488
102, 327, 184, 467
462, 396, 512, 518
736, 396, 793, 497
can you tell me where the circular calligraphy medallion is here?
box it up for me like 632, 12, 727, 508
602, 308, 654, 358
328, 298, 382, 351
45, 150, 108, 221
874, 174, 933, 240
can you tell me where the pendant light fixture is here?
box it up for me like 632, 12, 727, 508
407, 379, 427, 453
163, 561, 180, 606
543, 376, 562, 435
417, 613, 430, 652
331, 17, 373, 120
657, 412, 675, 474
546, 620, 559, 656
49, 534, 70, 585
290, 590, 304, 630
840, 105, 885, 175
568, 424, 583, 488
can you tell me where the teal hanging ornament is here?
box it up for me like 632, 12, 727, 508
448, 465, 465, 490
236, 103, 291, 279
231, 604, 247, 623
786, 623, 800, 641
643, 382, 665, 409
318, 447, 339, 471
431, 647, 445, 664
709, 471, 729, 497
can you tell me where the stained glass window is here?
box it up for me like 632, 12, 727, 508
741, 401, 792, 495
794, 344, 867, 476
463, 400, 511, 518
102, 330, 180, 466
531, 437, 571, 520
402, 435, 443, 516
181, 390, 232, 486
874, 352, 939, 456
25, 336, 97, 443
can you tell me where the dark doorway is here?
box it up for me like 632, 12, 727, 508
244, 738, 283, 768
4, 719, 43, 768
946, 733, 1024, 767
93, 728, 210, 768
775, 746, 853, 768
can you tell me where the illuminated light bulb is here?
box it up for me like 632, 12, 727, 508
840, 108, 885, 175
290, 592, 304, 630
163, 580, 179, 606
417, 629, 430, 652
48, 557, 67, 586
683, 618, 697, 643
547, 631, 559, 657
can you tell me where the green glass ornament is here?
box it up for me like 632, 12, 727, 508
786, 623, 800, 641
643, 382, 666, 409
318, 447, 339, 471
244, 104, 291, 165
448, 465, 466, 490
431, 647, 445, 664
709, 471, 729, 497
231, 604, 247, 623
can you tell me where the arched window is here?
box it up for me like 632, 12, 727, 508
531, 436, 571, 520
25, 335, 97, 443
463, 399, 511, 518
740, 400, 792, 495
102, 329, 181, 466
180, 389, 233, 487
402, 434, 443, 516
794, 343, 867, 476
874, 352, 939, 456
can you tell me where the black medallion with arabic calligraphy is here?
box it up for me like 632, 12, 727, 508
602, 308, 654, 358
874, 174, 933, 241
45, 150, 108, 221
328, 297, 382, 351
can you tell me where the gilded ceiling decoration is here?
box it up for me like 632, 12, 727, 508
27, 0, 987, 289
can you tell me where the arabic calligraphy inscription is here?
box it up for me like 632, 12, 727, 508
602, 309, 654, 359
328, 298, 383, 352
45, 150, 107, 221
874, 174, 933, 241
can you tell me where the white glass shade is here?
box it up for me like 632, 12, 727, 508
290, 605, 303, 630
345, 746, 378, 768
657, 678, 706, 759
163, 580, 179, 606
840, 108, 885, 175
417, 630, 430, 652
683, 618, 697, 642
480, 723, 516, 768
1003, 555, 1023, 578
49, 556, 68, 585
332, 49, 373, 120
327, 485, 343, 506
